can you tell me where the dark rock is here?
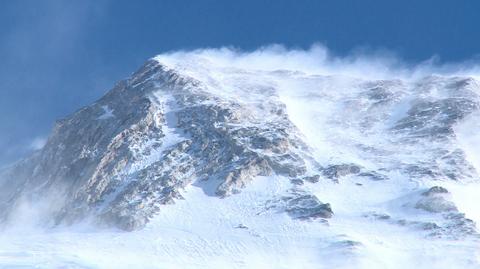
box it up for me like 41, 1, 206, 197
415, 197, 457, 213
329, 240, 363, 249
358, 171, 388, 181
415, 186, 457, 213
372, 213, 391, 220
290, 179, 304, 185
285, 194, 333, 219
362, 212, 391, 221
303, 175, 320, 183
393, 98, 478, 139
235, 224, 248, 229
322, 164, 361, 179
422, 186, 449, 196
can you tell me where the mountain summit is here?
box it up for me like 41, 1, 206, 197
1, 52, 479, 267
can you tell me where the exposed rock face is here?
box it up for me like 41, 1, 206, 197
415, 186, 458, 213
361, 186, 479, 239
322, 164, 361, 180
0, 60, 315, 230
285, 194, 333, 220
264, 189, 333, 220
412, 187, 476, 239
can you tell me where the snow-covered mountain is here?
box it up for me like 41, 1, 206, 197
0, 49, 479, 268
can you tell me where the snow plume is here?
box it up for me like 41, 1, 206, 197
155, 44, 480, 171
155, 43, 480, 80
28, 137, 47, 151
0, 174, 76, 234
1, 45, 480, 268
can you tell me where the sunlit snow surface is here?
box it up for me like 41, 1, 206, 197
2, 47, 480, 268
1, 177, 478, 269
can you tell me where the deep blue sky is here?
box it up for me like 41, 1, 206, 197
1, 0, 480, 165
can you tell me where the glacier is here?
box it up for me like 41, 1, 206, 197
0, 46, 479, 268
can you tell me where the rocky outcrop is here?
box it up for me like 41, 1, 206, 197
285, 194, 333, 219
415, 186, 457, 213
363, 186, 478, 239
322, 164, 361, 180
0, 60, 316, 230
265, 190, 333, 220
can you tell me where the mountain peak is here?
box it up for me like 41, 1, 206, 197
1, 54, 479, 266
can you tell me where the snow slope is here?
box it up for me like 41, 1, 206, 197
0, 175, 478, 269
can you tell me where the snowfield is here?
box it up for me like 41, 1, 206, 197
1, 176, 478, 269
1, 46, 480, 268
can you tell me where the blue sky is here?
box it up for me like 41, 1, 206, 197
1, 0, 480, 164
